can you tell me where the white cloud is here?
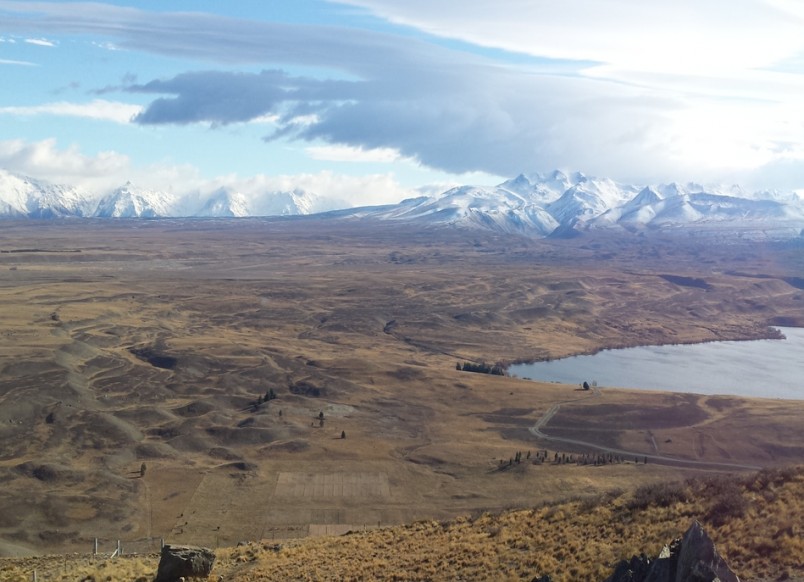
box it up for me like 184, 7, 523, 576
0, 99, 142, 123
91, 40, 120, 51
0, 58, 35, 66
0, 138, 130, 192
305, 144, 407, 163
2, 2, 803, 191
332, 0, 804, 75
206, 170, 415, 206
24, 37, 56, 47
0, 138, 415, 206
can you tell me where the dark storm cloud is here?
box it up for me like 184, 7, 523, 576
129, 70, 357, 126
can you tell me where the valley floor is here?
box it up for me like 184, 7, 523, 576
0, 220, 802, 568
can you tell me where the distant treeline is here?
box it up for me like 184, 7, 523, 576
457, 361, 505, 376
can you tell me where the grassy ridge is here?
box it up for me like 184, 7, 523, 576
2, 466, 800, 581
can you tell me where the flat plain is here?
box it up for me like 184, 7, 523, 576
0, 218, 802, 556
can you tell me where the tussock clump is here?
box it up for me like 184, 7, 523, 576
627, 480, 688, 510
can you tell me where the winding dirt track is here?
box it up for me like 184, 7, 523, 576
528, 397, 762, 471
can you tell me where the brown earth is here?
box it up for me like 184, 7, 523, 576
0, 218, 802, 559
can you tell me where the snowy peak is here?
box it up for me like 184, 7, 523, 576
546, 177, 638, 224
250, 188, 322, 217
628, 186, 663, 208
0, 169, 92, 218
368, 184, 559, 236
498, 173, 533, 197
196, 188, 249, 217
345, 171, 803, 238
94, 182, 176, 218
1, 167, 802, 240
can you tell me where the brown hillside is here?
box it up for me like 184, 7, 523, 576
1, 466, 801, 581
0, 220, 802, 567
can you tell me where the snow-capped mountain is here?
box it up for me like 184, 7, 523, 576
0, 169, 93, 218
93, 182, 177, 218
1, 167, 802, 239
195, 188, 250, 217
250, 188, 321, 217
546, 175, 639, 225
0, 171, 338, 219
366, 185, 559, 236
193, 187, 329, 218
339, 173, 803, 238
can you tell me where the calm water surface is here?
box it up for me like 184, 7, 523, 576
509, 327, 804, 400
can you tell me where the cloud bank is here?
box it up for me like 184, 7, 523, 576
1, 1, 803, 190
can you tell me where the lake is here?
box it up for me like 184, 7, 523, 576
508, 327, 804, 400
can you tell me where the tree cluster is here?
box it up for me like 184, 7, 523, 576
457, 361, 505, 376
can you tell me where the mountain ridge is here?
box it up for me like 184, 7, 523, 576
1, 167, 802, 238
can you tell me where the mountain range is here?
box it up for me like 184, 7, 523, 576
2, 168, 803, 238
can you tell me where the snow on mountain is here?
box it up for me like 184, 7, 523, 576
590, 188, 804, 231
546, 175, 639, 225
352, 172, 803, 238
0, 169, 92, 218
195, 188, 250, 217
365, 184, 559, 236
498, 174, 535, 197
592, 186, 664, 226
93, 182, 177, 218
499, 169, 576, 205
1, 167, 802, 240
249, 188, 322, 217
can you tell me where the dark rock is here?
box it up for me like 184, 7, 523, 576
644, 542, 677, 582
604, 521, 739, 582
154, 544, 215, 582
530, 575, 552, 582
674, 521, 739, 582
606, 553, 652, 582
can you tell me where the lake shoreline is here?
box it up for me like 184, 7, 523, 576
505, 325, 789, 367
508, 326, 804, 400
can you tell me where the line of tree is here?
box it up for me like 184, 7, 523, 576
457, 361, 505, 375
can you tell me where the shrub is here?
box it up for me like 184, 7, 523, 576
705, 483, 747, 526
627, 481, 687, 511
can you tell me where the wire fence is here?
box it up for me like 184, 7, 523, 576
92, 536, 164, 557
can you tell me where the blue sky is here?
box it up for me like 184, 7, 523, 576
1, 1, 803, 204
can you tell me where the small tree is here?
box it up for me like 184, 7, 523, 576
341, 430, 346, 439
140, 463, 147, 478
582, 381, 590, 390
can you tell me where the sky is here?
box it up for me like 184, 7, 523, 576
1, 0, 803, 205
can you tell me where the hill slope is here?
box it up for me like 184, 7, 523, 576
1, 466, 800, 581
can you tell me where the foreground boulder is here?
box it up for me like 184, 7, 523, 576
154, 544, 216, 582
605, 521, 739, 582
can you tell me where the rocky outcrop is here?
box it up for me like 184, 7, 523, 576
154, 544, 216, 582
605, 521, 739, 582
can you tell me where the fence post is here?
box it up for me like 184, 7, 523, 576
94, 538, 98, 555
32, 570, 37, 582
117, 540, 122, 556
160, 538, 164, 550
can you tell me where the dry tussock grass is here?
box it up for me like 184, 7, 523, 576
210, 465, 801, 581
1, 467, 800, 581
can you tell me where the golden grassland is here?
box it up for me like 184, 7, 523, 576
0, 219, 802, 572
1, 466, 800, 581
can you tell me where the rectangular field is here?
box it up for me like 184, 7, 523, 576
274, 472, 391, 499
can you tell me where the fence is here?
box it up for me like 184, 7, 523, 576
27, 538, 165, 582
92, 536, 164, 557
